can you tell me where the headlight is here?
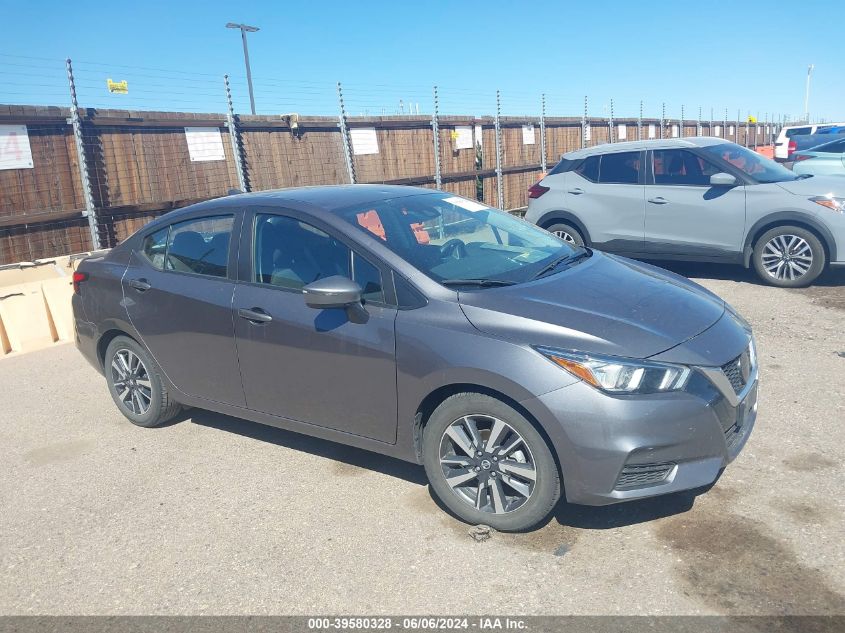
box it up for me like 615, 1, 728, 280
809, 195, 845, 213
534, 346, 691, 394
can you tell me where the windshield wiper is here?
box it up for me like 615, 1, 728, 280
532, 249, 591, 279
440, 278, 517, 288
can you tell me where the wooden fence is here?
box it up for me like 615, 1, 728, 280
0, 103, 777, 265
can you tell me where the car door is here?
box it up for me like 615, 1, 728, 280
122, 212, 247, 406
567, 150, 646, 253
232, 209, 398, 443
643, 148, 746, 260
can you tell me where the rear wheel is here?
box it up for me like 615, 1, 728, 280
546, 222, 584, 246
105, 336, 181, 427
422, 393, 560, 532
752, 225, 825, 287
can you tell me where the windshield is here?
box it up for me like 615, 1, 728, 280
334, 192, 583, 286
700, 143, 799, 184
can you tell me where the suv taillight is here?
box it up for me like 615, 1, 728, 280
787, 140, 797, 156
528, 182, 550, 199
72, 271, 88, 295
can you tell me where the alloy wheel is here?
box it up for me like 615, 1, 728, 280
439, 415, 537, 514
761, 234, 813, 281
553, 230, 576, 244
111, 349, 152, 415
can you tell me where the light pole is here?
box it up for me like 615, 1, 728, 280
804, 64, 814, 123
226, 22, 259, 115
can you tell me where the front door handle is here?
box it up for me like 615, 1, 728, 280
128, 278, 151, 292
238, 307, 273, 324
568, 187, 585, 195
648, 196, 669, 205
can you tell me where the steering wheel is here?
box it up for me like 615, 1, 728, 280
440, 238, 468, 260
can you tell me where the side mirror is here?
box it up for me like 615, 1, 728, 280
302, 276, 368, 323
710, 172, 737, 187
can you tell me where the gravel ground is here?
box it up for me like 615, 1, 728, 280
0, 263, 843, 616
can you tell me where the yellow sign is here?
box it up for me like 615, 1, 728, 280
450, 130, 459, 141
747, 115, 757, 123
106, 79, 128, 94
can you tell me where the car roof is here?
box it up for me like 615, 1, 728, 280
562, 136, 732, 159
141, 184, 436, 230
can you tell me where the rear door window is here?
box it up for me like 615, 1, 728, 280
165, 215, 234, 278
574, 155, 599, 182
597, 151, 641, 184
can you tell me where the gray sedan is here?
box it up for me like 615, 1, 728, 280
526, 138, 845, 287
72, 186, 757, 531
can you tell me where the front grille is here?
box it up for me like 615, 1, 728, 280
614, 462, 675, 490
721, 349, 750, 394
724, 423, 743, 450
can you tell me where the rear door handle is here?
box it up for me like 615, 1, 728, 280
238, 307, 273, 324
128, 278, 151, 292
648, 197, 669, 205
568, 188, 585, 195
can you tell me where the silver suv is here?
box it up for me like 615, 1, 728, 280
525, 138, 845, 287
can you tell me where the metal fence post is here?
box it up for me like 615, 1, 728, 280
494, 90, 504, 210
723, 108, 728, 140
660, 102, 665, 139
608, 99, 615, 143
736, 109, 741, 143
540, 94, 547, 173
581, 96, 588, 149
709, 108, 713, 137
698, 106, 702, 136
337, 82, 356, 184
745, 113, 750, 148
65, 58, 100, 251
638, 101, 643, 140
680, 105, 685, 137
224, 74, 248, 193
432, 85, 442, 189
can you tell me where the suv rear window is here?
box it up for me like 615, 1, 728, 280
785, 127, 812, 138
574, 155, 599, 182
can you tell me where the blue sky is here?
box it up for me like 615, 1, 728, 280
1, 0, 841, 122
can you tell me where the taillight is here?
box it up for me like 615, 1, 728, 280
787, 140, 797, 156
528, 182, 550, 199
793, 153, 811, 162
72, 271, 88, 294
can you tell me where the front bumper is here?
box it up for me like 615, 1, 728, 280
521, 367, 758, 506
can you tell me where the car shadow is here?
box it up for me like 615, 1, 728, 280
186, 408, 428, 486
645, 259, 845, 287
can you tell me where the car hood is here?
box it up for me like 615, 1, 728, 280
776, 175, 845, 196
458, 252, 726, 359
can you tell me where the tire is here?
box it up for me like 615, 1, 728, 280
752, 225, 825, 288
546, 222, 584, 246
422, 392, 560, 532
104, 335, 181, 428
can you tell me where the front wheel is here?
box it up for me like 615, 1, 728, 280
422, 393, 560, 532
752, 226, 825, 287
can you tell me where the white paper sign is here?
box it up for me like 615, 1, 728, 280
443, 196, 489, 212
522, 125, 535, 145
184, 127, 225, 162
454, 126, 473, 150
672, 125, 679, 138
474, 125, 483, 147
0, 125, 34, 170
714, 125, 722, 136
584, 124, 591, 141
350, 127, 379, 155
648, 124, 656, 139
729, 125, 735, 135
617, 124, 627, 140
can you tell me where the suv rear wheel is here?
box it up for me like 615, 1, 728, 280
546, 222, 584, 246
752, 225, 825, 287
422, 392, 560, 532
